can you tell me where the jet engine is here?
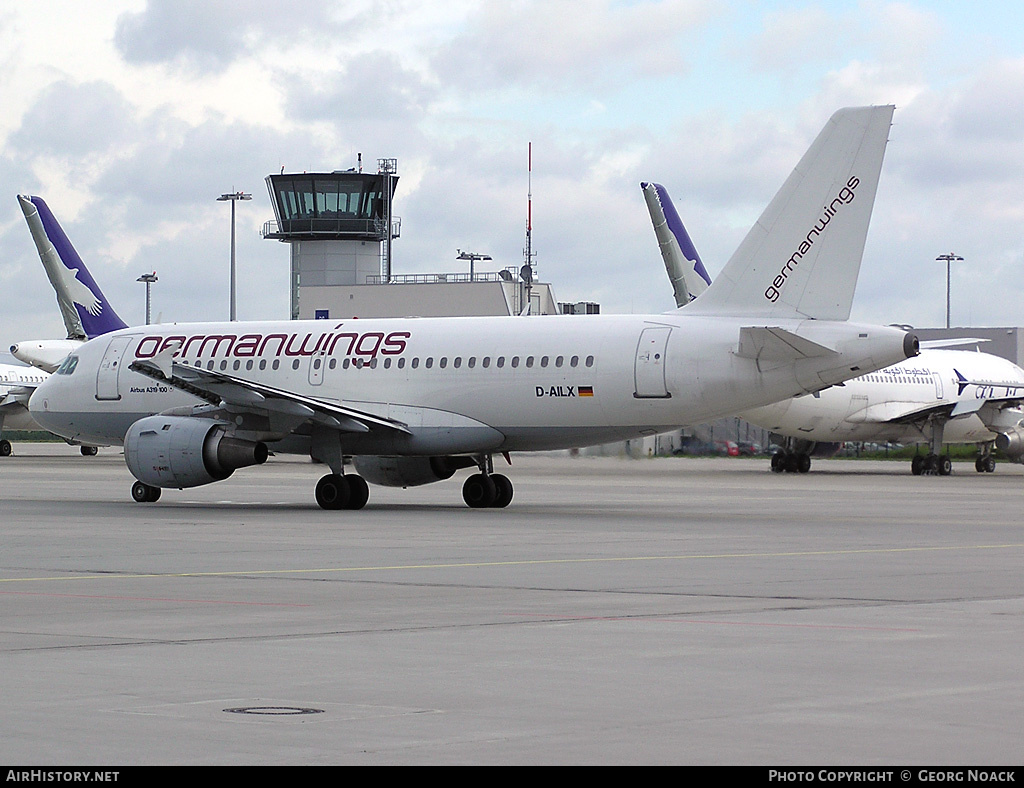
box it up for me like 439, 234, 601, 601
352, 456, 477, 488
995, 427, 1024, 462
125, 415, 268, 489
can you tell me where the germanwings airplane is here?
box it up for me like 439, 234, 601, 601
29, 105, 920, 508
641, 182, 1024, 476
0, 196, 126, 456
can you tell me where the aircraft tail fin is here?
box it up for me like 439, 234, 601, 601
641, 182, 711, 307
18, 195, 128, 339
683, 105, 894, 321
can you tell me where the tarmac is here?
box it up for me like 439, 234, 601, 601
2, 444, 1023, 765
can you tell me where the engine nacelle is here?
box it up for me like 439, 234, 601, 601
125, 416, 268, 489
996, 427, 1024, 461
352, 456, 477, 488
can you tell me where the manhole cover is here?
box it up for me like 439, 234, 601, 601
224, 706, 324, 716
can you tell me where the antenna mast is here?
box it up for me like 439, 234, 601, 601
521, 142, 536, 312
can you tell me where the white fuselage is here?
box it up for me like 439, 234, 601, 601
30, 313, 914, 456
741, 349, 1024, 445
0, 363, 49, 431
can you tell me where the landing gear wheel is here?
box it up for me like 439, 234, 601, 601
986, 455, 997, 473
131, 480, 161, 503
463, 473, 497, 508
976, 457, 986, 473
771, 452, 786, 473
784, 453, 800, 473
796, 453, 811, 474
315, 473, 350, 510
911, 455, 924, 476
938, 456, 952, 476
490, 474, 514, 508
81, 446, 98, 457
0, 439, 11, 457
345, 475, 369, 510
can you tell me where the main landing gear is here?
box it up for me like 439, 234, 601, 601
911, 416, 952, 476
771, 450, 811, 474
462, 454, 514, 508
131, 480, 162, 502
975, 442, 996, 473
315, 473, 370, 510
0, 438, 12, 457
910, 453, 952, 476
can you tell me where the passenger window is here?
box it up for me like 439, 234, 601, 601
586, 355, 594, 367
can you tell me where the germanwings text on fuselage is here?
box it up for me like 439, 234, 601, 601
134, 327, 411, 361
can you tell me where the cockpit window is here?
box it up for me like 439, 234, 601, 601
56, 355, 79, 375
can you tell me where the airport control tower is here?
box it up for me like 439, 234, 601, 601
263, 160, 399, 319
263, 158, 568, 319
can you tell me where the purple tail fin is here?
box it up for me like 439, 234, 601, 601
28, 196, 128, 338
640, 182, 712, 307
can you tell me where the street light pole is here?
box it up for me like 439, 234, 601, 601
136, 272, 158, 324
218, 191, 252, 321
457, 249, 491, 281
935, 252, 964, 329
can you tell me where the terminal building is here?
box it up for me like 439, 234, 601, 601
261, 161, 575, 320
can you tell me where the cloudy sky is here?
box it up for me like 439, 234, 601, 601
2, 0, 1024, 351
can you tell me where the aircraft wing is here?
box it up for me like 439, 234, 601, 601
848, 394, 1024, 426
129, 357, 411, 436
0, 386, 35, 411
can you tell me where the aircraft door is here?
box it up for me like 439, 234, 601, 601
95, 335, 134, 401
308, 347, 327, 386
634, 326, 672, 398
933, 373, 944, 400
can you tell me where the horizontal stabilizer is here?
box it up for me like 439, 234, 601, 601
919, 338, 990, 349
737, 326, 838, 362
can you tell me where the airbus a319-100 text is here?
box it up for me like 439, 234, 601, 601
28, 105, 918, 509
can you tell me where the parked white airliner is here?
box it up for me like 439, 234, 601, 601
0, 363, 49, 456
29, 105, 920, 508
641, 182, 1024, 476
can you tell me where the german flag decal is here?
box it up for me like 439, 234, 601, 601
578, 385, 594, 397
